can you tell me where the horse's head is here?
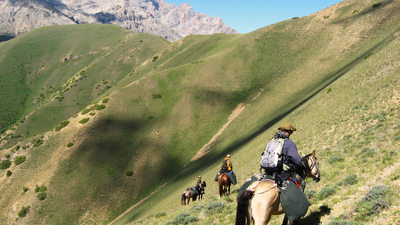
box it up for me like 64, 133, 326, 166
301, 150, 321, 182
202, 181, 207, 187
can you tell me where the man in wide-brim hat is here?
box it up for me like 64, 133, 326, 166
273, 122, 302, 181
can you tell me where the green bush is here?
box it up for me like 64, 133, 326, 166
372, 3, 382, 8
23, 187, 28, 193
35, 185, 40, 192
79, 118, 90, 124
173, 212, 191, 224
360, 147, 376, 158
55, 120, 70, 131
316, 187, 336, 200
102, 98, 109, 103
6, 170, 12, 177
39, 185, 47, 192
14, 156, 26, 165
32, 138, 44, 147
205, 201, 225, 215
151, 56, 159, 62
37, 192, 47, 200
152, 93, 162, 99
18, 206, 29, 217
155, 212, 166, 218
0, 159, 11, 169
126, 171, 134, 176
183, 215, 198, 224
67, 142, 74, 147
328, 154, 344, 164
342, 174, 358, 186
94, 104, 106, 110
81, 108, 91, 115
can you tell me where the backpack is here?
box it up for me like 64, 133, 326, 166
260, 138, 287, 172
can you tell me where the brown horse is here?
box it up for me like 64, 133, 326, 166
181, 188, 193, 205
218, 173, 232, 198
235, 151, 321, 225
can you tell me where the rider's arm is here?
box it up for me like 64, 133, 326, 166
284, 140, 302, 166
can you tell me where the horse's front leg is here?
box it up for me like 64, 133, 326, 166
228, 185, 231, 196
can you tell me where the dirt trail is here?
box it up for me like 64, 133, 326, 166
190, 103, 245, 162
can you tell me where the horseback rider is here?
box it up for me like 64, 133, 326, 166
214, 154, 234, 182
269, 122, 305, 190
221, 154, 233, 174
197, 176, 202, 185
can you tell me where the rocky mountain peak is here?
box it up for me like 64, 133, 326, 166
0, 0, 239, 41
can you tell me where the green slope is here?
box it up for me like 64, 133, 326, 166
0, 0, 399, 224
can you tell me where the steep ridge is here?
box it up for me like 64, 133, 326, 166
0, 0, 399, 224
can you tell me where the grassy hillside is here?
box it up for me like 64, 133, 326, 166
0, 24, 169, 137
0, 0, 399, 224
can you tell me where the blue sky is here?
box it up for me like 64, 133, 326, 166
164, 0, 343, 34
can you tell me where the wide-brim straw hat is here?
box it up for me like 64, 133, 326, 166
278, 122, 297, 131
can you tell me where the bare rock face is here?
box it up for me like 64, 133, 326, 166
0, 0, 239, 41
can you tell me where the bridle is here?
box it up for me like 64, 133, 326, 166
301, 154, 321, 182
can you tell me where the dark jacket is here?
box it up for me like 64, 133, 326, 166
274, 131, 302, 179
221, 158, 232, 172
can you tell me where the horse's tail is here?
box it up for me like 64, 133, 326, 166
235, 189, 254, 225
181, 193, 185, 205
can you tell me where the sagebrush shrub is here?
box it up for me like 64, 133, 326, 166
37, 192, 47, 200
173, 212, 191, 224
0, 159, 11, 169
355, 185, 389, 219
14, 156, 26, 165
6, 170, 12, 177
343, 174, 358, 186
316, 187, 335, 200
126, 171, 134, 176
39, 185, 47, 192
155, 212, 166, 218
328, 154, 344, 164
79, 118, 90, 124
205, 201, 225, 214
94, 104, 106, 110
18, 206, 29, 217
67, 143, 74, 147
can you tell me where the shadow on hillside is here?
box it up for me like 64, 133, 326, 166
48, 115, 183, 223
299, 205, 331, 225
0, 35, 15, 42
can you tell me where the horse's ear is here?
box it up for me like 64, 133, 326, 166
312, 150, 316, 157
